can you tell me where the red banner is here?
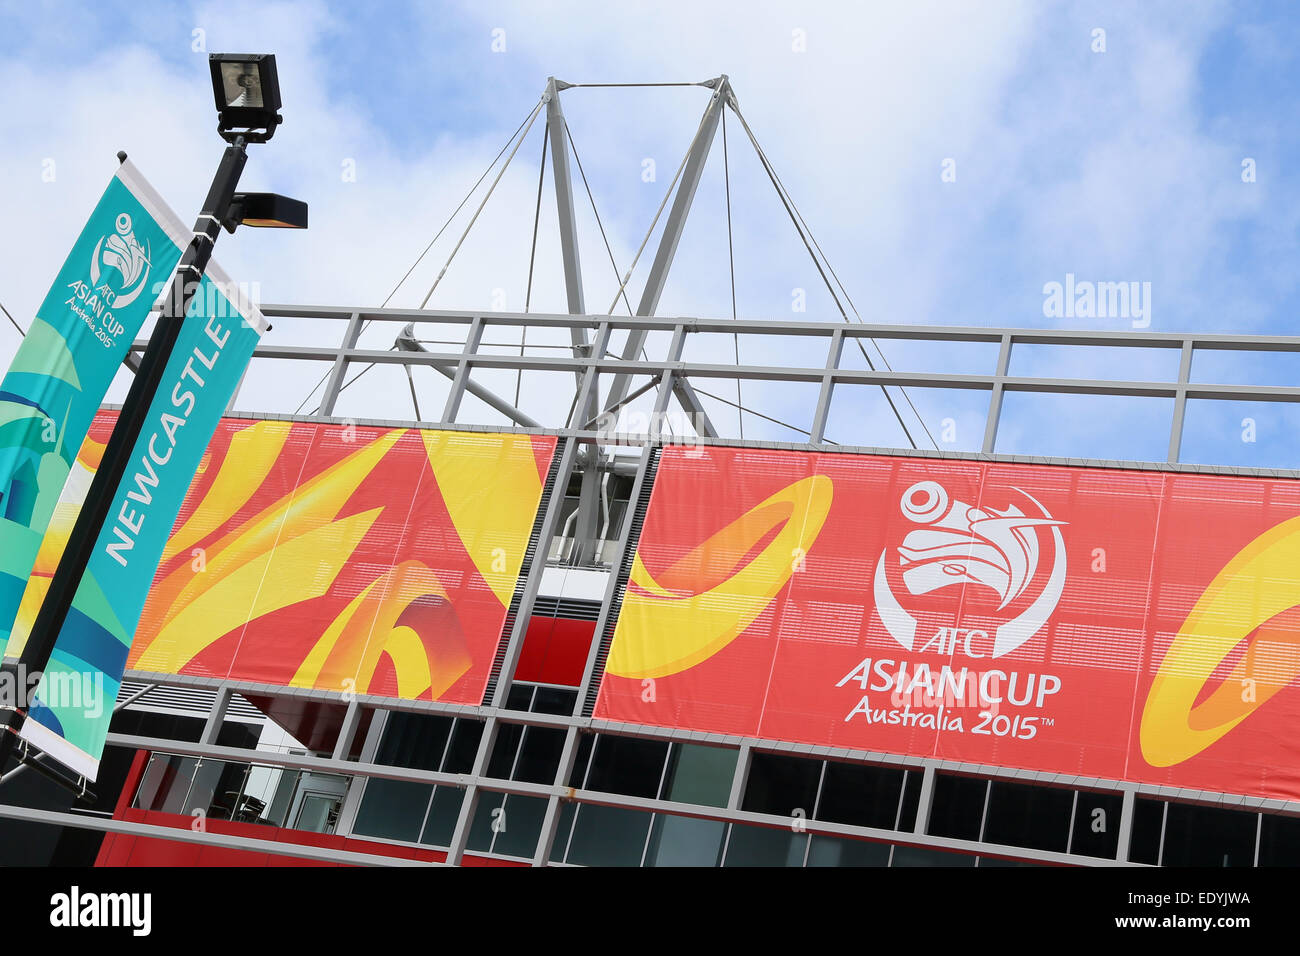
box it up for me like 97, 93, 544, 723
595, 445, 1300, 801
22, 413, 556, 706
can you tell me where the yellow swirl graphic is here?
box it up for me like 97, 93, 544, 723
605, 475, 832, 679
1141, 515, 1300, 767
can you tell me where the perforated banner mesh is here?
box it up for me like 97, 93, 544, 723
21, 413, 556, 710
596, 444, 1300, 802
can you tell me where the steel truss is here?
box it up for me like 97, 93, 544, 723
60, 305, 1300, 866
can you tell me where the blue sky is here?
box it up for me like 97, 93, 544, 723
2, 0, 1299, 467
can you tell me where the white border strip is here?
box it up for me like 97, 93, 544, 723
116, 158, 270, 336
114, 158, 191, 252
16, 716, 98, 782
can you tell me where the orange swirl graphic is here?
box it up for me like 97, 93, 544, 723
1141, 515, 1300, 767
605, 475, 832, 679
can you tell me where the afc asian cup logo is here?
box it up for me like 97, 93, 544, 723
89, 212, 152, 309
873, 480, 1067, 658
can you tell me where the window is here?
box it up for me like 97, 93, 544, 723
981, 780, 1073, 853
351, 715, 482, 846
644, 814, 727, 867
1160, 801, 1257, 867
1069, 790, 1123, 859
723, 823, 808, 866
1258, 813, 1300, 866
467, 791, 549, 859
1129, 798, 1164, 866
419, 787, 465, 848
891, 844, 976, 867
563, 805, 653, 866
807, 834, 890, 867
374, 711, 454, 772
741, 752, 821, 818
584, 735, 670, 798
926, 773, 988, 842
350, 779, 431, 843
815, 761, 906, 830
658, 743, 736, 808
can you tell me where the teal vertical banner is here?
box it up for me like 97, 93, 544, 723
0, 161, 188, 661
18, 265, 267, 780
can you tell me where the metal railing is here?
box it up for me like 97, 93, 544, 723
113, 304, 1300, 475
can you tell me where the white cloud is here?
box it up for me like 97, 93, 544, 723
0, 0, 1278, 457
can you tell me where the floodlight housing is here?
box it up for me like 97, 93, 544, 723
210, 53, 283, 143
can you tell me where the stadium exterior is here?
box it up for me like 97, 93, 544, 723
3, 78, 1300, 868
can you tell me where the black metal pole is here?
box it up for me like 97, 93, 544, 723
0, 139, 249, 781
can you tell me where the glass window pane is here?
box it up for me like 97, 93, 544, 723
505, 683, 534, 712
1160, 801, 1257, 867
467, 791, 506, 852
512, 726, 566, 785
660, 744, 736, 808
442, 719, 484, 774
981, 780, 1072, 853
1258, 813, 1300, 866
645, 814, 726, 867
1129, 798, 1165, 866
585, 735, 669, 798
352, 779, 433, 843
565, 804, 652, 866
419, 786, 465, 848
891, 844, 976, 867
723, 823, 808, 867
199, 762, 253, 821
1070, 790, 1123, 860
134, 754, 198, 814
491, 795, 548, 859
259, 769, 301, 827
977, 856, 1046, 867
815, 761, 905, 830
807, 834, 890, 867
487, 723, 525, 779
550, 803, 577, 863
181, 760, 227, 818
569, 735, 594, 787
741, 752, 821, 817
927, 773, 987, 841
532, 687, 578, 715
897, 770, 921, 831
376, 712, 453, 771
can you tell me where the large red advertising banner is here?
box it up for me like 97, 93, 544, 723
595, 445, 1300, 802
17, 413, 557, 706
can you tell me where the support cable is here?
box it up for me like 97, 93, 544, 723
291, 100, 542, 416
692, 385, 836, 444
0, 299, 25, 338
603, 98, 717, 316
728, 103, 935, 450
519, 122, 549, 407
751, 121, 939, 450
420, 98, 546, 308
565, 119, 675, 438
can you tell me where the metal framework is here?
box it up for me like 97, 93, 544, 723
39, 304, 1294, 868
14, 78, 1300, 867
207, 305, 1300, 474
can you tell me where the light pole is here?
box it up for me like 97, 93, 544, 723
0, 54, 306, 791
